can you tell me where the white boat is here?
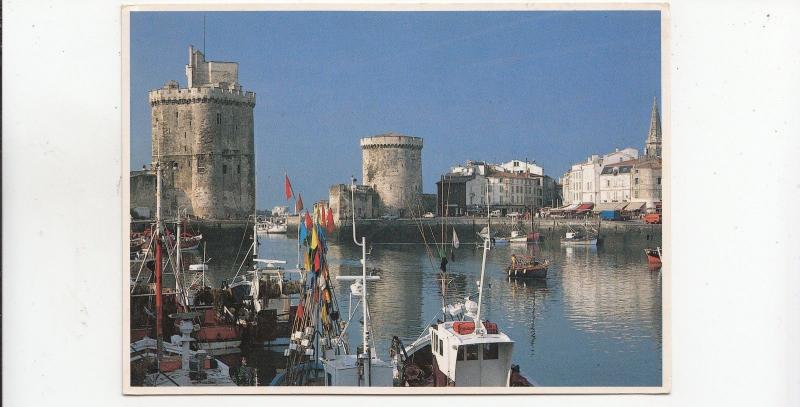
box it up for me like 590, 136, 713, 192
256, 219, 288, 234
477, 226, 509, 245
133, 317, 239, 387
391, 184, 532, 387
560, 231, 598, 246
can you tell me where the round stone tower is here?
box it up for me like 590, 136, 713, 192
150, 46, 256, 220
360, 133, 423, 216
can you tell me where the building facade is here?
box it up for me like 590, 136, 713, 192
632, 158, 662, 203
599, 160, 636, 203
149, 46, 256, 220
360, 133, 423, 217
437, 159, 551, 215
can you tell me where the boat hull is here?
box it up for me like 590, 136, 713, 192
644, 248, 662, 267
506, 265, 548, 279
560, 238, 597, 246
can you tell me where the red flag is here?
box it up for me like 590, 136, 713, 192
305, 211, 313, 231
321, 207, 328, 228
296, 194, 304, 212
326, 207, 335, 233
284, 174, 293, 200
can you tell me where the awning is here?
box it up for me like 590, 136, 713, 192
575, 203, 594, 213
624, 201, 646, 211
593, 202, 628, 212
562, 203, 580, 212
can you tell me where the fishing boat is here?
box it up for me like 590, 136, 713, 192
560, 222, 599, 246
171, 224, 243, 356
132, 314, 241, 386
130, 163, 247, 386
506, 254, 549, 279
274, 181, 395, 386
390, 184, 532, 387
644, 247, 662, 267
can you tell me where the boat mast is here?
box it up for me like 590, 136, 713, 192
350, 178, 371, 386
154, 162, 164, 362
474, 182, 490, 334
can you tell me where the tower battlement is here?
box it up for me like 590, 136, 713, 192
149, 86, 256, 106
360, 133, 423, 150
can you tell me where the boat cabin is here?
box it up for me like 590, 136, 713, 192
430, 321, 514, 386
321, 353, 395, 386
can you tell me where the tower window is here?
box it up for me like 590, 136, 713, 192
216, 113, 222, 125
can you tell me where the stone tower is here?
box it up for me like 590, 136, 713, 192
644, 97, 662, 159
360, 133, 423, 216
150, 46, 256, 220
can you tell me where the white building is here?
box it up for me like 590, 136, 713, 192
499, 160, 543, 176
562, 148, 639, 205
599, 159, 636, 203
441, 160, 548, 213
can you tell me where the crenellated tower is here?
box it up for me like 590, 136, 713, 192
150, 46, 256, 220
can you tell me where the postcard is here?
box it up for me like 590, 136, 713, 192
123, 3, 669, 394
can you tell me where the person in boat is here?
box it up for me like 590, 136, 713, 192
440, 256, 448, 273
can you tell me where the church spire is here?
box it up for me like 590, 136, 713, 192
645, 96, 662, 159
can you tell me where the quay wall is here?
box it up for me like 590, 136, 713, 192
285, 217, 661, 246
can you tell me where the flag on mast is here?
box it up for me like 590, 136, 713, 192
452, 228, 460, 249
284, 174, 294, 200
296, 194, 304, 212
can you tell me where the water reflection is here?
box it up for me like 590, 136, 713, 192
170, 231, 661, 387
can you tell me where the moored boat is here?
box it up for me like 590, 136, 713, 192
506, 254, 549, 279
560, 232, 597, 246
644, 247, 662, 267
391, 188, 532, 387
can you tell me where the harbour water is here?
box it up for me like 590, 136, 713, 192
178, 231, 662, 387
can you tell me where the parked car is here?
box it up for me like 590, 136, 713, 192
489, 210, 502, 217
506, 212, 521, 218
381, 213, 400, 220
422, 212, 436, 218
644, 213, 662, 224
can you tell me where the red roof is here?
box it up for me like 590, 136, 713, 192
575, 203, 594, 213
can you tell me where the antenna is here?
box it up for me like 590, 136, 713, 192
203, 15, 206, 55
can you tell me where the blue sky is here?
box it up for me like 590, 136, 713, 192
130, 11, 661, 209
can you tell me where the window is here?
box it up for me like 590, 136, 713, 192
635, 178, 639, 185
606, 180, 611, 187
237, 164, 241, 174
457, 346, 465, 361
483, 343, 499, 360
175, 111, 178, 119
216, 113, 222, 125
223, 164, 228, 174
657, 177, 661, 185
439, 339, 444, 356
466, 345, 479, 361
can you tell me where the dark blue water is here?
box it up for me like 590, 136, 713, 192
189, 233, 662, 387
